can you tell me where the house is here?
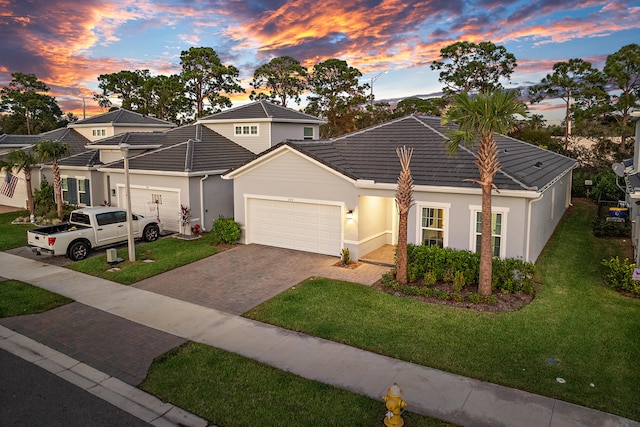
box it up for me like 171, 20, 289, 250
618, 111, 640, 264
223, 114, 577, 262
29, 101, 325, 233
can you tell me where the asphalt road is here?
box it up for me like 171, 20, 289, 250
0, 349, 151, 427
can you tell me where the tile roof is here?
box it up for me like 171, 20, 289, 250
199, 100, 325, 123
71, 109, 176, 127
284, 115, 576, 192
100, 125, 255, 173
58, 150, 102, 168
0, 134, 42, 147
38, 128, 92, 156
88, 124, 208, 148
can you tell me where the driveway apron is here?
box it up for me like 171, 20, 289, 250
133, 244, 390, 315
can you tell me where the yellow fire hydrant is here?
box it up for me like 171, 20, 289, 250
383, 383, 407, 427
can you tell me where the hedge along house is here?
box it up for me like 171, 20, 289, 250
223, 115, 577, 262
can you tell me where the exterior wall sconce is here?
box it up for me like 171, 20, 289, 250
346, 210, 354, 220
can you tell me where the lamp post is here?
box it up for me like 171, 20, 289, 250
370, 70, 388, 107
120, 143, 136, 262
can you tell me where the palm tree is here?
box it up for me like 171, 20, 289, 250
1, 149, 38, 219
35, 140, 70, 220
395, 146, 414, 285
441, 90, 527, 296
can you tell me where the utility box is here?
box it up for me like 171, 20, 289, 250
106, 248, 118, 263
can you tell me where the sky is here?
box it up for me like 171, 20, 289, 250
1, 0, 639, 125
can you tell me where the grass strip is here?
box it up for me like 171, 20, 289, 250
141, 342, 456, 427
0, 280, 72, 317
0, 210, 35, 251
244, 200, 640, 420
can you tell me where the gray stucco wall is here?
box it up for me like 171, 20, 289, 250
189, 175, 234, 232
271, 122, 321, 144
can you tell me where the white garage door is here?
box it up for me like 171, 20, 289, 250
119, 187, 181, 232
247, 198, 342, 256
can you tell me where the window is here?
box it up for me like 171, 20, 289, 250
60, 177, 91, 206
92, 128, 106, 137
303, 127, 314, 140
421, 207, 445, 247
474, 211, 503, 257
234, 124, 259, 136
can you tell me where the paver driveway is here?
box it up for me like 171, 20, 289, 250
133, 244, 390, 315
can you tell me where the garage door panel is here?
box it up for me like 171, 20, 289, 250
248, 199, 341, 256
119, 187, 180, 232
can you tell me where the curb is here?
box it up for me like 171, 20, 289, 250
0, 325, 213, 427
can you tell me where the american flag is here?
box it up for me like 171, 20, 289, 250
0, 173, 18, 198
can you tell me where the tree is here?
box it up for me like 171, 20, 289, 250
355, 103, 392, 130
1, 149, 38, 217
305, 59, 368, 137
97, 70, 149, 111
529, 58, 603, 150
250, 56, 308, 107
180, 47, 244, 118
431, 41, 517, 96
35, 140, 70, 220
392, 97, 444, 117
604, 44, 640, 151
0, 72, 63, 135
142, 74, 189, 122
395, 146, 414, 285
441, 90, 527, 296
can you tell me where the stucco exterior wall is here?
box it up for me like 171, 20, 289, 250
0, 170, 31, 209
188, 175, 234, 232
203, 122, 271, 154
271, 122, 320, 144
357, 195, 395, 257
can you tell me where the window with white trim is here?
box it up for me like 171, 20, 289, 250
303, 127, 314, 140
473, 211, 504, 257
234, 124, 259, 136
421, 207, 445, 247
92, 128, 106, 137
60, 177, 91, 206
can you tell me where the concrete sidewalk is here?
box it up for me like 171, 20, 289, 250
0, 252, 638, 427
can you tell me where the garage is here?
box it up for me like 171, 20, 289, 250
247, 198, 342, 256
118, 186, 181, 232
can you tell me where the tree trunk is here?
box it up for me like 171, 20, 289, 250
24, 169, 34, 216
52, 162, 63, 219
563, 90, 572, 151
478, 182, 493, 296
396, 212, 408, 285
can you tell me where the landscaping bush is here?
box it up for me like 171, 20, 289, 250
492, 257, 536, 295
601, 256, 640, 296
211, 217, 242, 244
592, 216, 631, 238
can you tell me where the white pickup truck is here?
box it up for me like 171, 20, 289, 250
27, 206, 163, 261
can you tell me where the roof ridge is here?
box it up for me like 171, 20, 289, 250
185, 139, 195, 171
259, 100, 270, 117
411, 115, 449, 139
331, 115, 413, 141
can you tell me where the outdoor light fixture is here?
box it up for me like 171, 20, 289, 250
346, 210, 354, 220
370, 70, 388, 107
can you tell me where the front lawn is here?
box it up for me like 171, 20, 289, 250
244, 200, 640, 421
141, 342, 455, 427
0, 280, 72, 317
66, 233, 222, 284
0, 210, 34, 251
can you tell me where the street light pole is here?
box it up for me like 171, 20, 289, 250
370, 70, 388, 107
120, 143, 136, 262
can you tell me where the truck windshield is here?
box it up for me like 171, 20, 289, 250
70, 213, 91, 225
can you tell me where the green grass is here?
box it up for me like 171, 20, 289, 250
0, 210, 35, 251
141, 342, 456, 427
66, 233, 222, 284
0, 280, 72, 317
244, 200, 640, 421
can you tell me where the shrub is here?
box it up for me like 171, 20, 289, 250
467, 292, 482, 304
33, 177, 55, 217
340, 248, 350, 265
423, 271, 436, 286
453, 271, 465, 292
211, 217, 242, 244
602, 256, 640, 296
592, 216, 631, 238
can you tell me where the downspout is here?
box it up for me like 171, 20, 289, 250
200, 174, 209, 231
525, 192, 544, 262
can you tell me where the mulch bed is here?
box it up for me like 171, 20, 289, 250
372, 279, 536, 313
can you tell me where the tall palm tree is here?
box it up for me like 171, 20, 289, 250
35, 140, 70, 220
2, 149, 38, 218
395, 146, 414, 285
441, 90, 527, 296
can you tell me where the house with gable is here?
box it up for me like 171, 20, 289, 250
223, 114, 577, 263
60, 101, 326, 232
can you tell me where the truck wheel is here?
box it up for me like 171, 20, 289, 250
143, 224, 160, 242
68, 241, 89, 261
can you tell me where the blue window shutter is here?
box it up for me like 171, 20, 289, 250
67, 178, 78, 204
84, 179, 91, 205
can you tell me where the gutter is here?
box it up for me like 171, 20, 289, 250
525, 193, 544, 262
355, 180, 542, 199
200, 174, 209, 231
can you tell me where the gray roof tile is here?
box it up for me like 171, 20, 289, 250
285, 115, 576, 192
72, 109, 176, 127
199, 100, 324, 123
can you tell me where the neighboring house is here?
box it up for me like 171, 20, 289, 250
619, 111, 640, 264
60, 101, 325, 232
223, 114, 577, 262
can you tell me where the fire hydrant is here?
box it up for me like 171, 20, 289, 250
383, 383, 407, 427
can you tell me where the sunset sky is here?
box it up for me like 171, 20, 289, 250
1, 0, 639, 124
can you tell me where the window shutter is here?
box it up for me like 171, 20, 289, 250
67, 178, 78, 204
84, 179, 91, 205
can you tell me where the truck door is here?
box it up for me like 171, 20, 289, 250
113, 210, 140, 240
95, 212, 124, 246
